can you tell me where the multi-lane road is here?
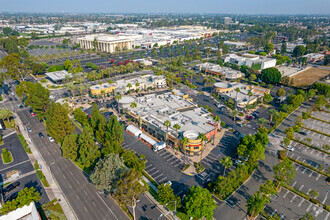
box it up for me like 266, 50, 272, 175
17, 108, 130, 220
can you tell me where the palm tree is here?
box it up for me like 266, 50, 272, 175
181, 137, 189, 165
235, 87, 241, 108
257, 117, 268, 128
163, 120, 171, 144
115, 93, 122, 101
127, 83, 133, 93
130, 102, 137, 109
269, 109, 278, 126
247, 91, 253, 106
173, 123, 181, 138
232, 110, 238, 123
220, 156, 232, 176
198, 133, 208, 161
65, 83, 75, 100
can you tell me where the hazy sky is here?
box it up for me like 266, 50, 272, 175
1, 0, 330, 14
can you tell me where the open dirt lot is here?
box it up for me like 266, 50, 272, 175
290, 67, 330, 86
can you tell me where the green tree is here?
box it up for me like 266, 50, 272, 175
220, 156, 232, 176
163, 120, 171, 141
130, 102, 137, 108
121, 150, 145, 172
269, 109, 278, 126
28, 83, 50, 119
273, 158, 296, 188
314, 95, 326, 109
173, 123, 181, 138
232, 110, 238, 122
293, 45, 306, 57
259, 179, 277, 197
0, 53, 30, 82
257, 118, 268, 128
281, 43, 287, 54
90, 154, 127, 193
78, 126, 100, 168
157, 183, 181, 210
264, 43, 274, 54
234, 87, 241, 108
93, 38, 98, 50
276, 88, 286, 97
0, 108, 14, 122
116, 169, 148, 220
246, 191, 270, 217
300, 212, 315, 220
185, 186, 217, 220
61, 134, 79, 161
0, 187, 41, 215
46, 102, 75, 143
198, 133, 208, 161
263, 93, 273, 103
261, 67, 281, 84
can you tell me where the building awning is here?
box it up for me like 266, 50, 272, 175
140, 133, 157, 146
126, 125, 142, 137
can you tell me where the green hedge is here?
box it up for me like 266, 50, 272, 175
17, 134, 32, 154
310, 116, 330, 124
288, 157, 330, 178
292, 139, 329, 155
301, 126, 330, 138
36, 170, 50, 187
142, 170, 159, 187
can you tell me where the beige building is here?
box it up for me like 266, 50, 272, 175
77, 34, 136, 53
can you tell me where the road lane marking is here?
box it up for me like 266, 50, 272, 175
84, 190, 87, 196
96, 192, 119, 220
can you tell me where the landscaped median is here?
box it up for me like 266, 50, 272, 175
17, 133, 32, 154
34, 161, 50, 187
281, 183, 330, 212
1, 148, 13, 164
287, 157, 330, 178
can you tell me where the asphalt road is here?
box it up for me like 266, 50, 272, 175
17, 108, 129, 220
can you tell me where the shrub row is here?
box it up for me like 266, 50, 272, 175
310, 116, 330, 124
288, 157, 330, 178
142, 170, 159, 187
36, 170, 50, 187
17, 134, 32, 154
292, 139, 329, 155
282, 183, 329, 212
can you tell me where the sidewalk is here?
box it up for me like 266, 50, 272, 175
14, 113, 77, 220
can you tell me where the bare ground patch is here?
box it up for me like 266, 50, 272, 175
290, 67, 330, 87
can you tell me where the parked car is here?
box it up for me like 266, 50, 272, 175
4, 182, 20, 195
27, 127, 32, 132
39, 132, 44, 138
30, 112, 35, 116
235, 159, 243, 165
49, 136, 55, 142
216, 103, 222, 108
287, 146, 294, 151
236, 122, 243, 127
246, 115, 254, 120
300, 132, 307, 136
226, 199, 237, 208
164, 181, 172, 186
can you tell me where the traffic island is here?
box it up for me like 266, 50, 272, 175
1, 148, 13, 164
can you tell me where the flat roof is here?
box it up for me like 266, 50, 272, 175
45, 70, 71, 81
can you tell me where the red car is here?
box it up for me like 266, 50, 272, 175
246, 115, 254, 120
30, 112, 35, 116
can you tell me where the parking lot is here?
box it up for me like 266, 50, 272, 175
265, 186, 329, 220
295, 128, 329, 149
0, 133, 49, 205
303, 117, 330, 137
311, 111, 330, 122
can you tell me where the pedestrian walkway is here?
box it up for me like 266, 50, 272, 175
14, 113, 77, 220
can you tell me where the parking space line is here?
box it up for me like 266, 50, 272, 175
147, 167, 155, 172
309, 171, 313, 177
160, 151, 168, 156
174, 162, 182, 167
167, 157, 177, 162
295, 165, 300, 171
298, 199, 305, 207
302, 168, 307, 174
325, 212, 330, 220
292, 181, 297, 187
163, 154, 172, 159
316, 174, 321, 181
154, 173, 163, 180
290, 195, 297, 203
299, 185, 304, 191
150, 170, 159, 176
145, 164, 153, 169
306, 203, 313, 212
283, 190, 290, 199
158, 176, 167, 183
207, 155, 218, 161
296, 156, 300, 161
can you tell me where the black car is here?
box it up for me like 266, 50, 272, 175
300, 131, 307, 136
4, 182, 20, 194
39, 132, 44, 138
9, 97, 13, 101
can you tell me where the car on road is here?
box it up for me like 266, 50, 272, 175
9, 97, 13, 101
234, 159, 243, 165
252, 111, 259, 117
226, 199, 237, 208
216, 103, 222, 108
4, 182, 20, 195
49, 136, 55, 142
39, 132, 44, 138
30, 112, 35, 116
220, 106, 227, 111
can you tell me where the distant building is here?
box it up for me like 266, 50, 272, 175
224, 54, 276, 70
302, 53, 324, 63
77, 34, 136, 53
0, 202, 40, 220
223, 17, 232, 25
45, 70, 72, 84
133, 59, 153, 66
198, 63, 244, 80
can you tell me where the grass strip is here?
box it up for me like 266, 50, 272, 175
310, 116, 330, 124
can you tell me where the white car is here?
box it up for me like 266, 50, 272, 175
164, 181, 172, 186
216, 103, 222, 108
49, 137, 55, 142
287, 146, 294, 151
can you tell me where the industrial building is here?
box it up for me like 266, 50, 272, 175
45, 70, 72, 84
121, 91, 219, 156
214, 82, 270, 108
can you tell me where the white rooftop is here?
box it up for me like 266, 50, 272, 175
0, 202, 39, 220
45, 70, 72, 82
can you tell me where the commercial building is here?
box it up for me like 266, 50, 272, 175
133, 59, 153, 66
89, 74, 166, 97
198, 63, 244, 80
224, 53, 276, 70
122, 91, 219, 156
45, 70, 72, 84
214, 82, 270, 108
302, 53, 324, 63
77, 34, 137, 53
0, 202, 40, 220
